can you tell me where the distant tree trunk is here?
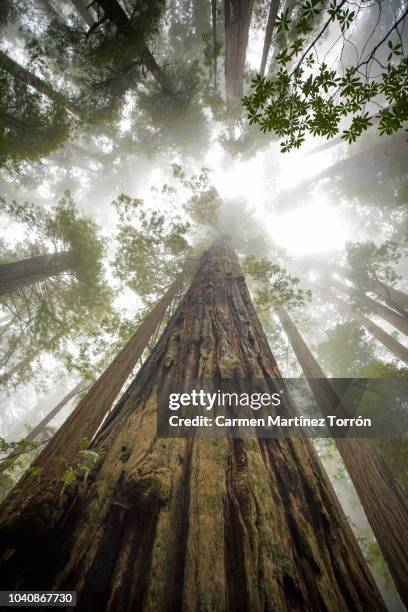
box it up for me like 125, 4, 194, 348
321, 131, 408, 178
94, 0, 175, 95
335, 281, 408, 336
224, 0, 255, 111
259, 0, 281, 76
0, 382, 89, 476
0, 252, 73, 296
277, 305, 408, 606
24, 381, 89, 444
71, 0, 95, 27
0, 240, 385, 610
370, 280, 408, 315
267, 0, 296, 76
211, 0, 218, 91
326, 290, 408, 364
279, 131, 408, 211
0, 51, 78, 115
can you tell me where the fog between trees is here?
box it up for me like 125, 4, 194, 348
0, 1, 407, 610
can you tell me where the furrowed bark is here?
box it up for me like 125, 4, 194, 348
224, 0, 255, 111
325, 290, 408, 365
0, 252, 73, 296
0, 240, 385, 611
259, 0, 281, 76
277, 305, 408, 606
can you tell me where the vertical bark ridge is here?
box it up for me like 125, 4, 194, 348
0, 239, 385, 611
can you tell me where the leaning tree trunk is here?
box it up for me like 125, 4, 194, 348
0, 382, 89, 476
334, 281, 408, 336
278, 131, 408, 212
371, 280, 408, 316
277, 305, 408, 605
0, 51, 78, 115
0, 252, 74, 296
17, 276, 182, 483
7, 381, 88, 443
24, 381, 89, 444
94, 0, 175, 95
326, 290, 408, 364
0, 239, 385, 611
259, 0, 281, 76
224, 0, 255, 111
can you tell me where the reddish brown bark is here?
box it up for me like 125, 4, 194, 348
0, 252, 73, 296
278, 305, 408, 605
224, 0, 255, 111
0, 240, 385, 610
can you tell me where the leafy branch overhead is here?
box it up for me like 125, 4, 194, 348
243, 0, 408, 151
242, 254, 312, 309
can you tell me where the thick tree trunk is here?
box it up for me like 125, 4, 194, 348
0, 252, 73, 296
0, 51, 78, 115
277, 305, 408, 605
0, 240, 385, 610
326, 290, 408, 364
335, 281, 408, 336
224, 0, 255, 111
259, 0, 281, 76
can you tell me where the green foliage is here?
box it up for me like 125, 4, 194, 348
346, 240, 404, 289
317, 321, 376, 377
242, 255, 312, 310
60, 438, 99, 497
0, 69, 70, 167
0, 193, 113, 387
172, 164, 222, 230
243, 1, 408, 151
113, 194, 191, 299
